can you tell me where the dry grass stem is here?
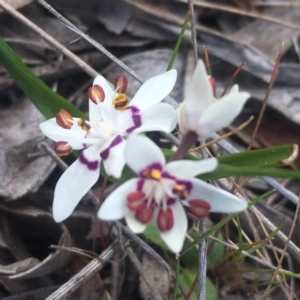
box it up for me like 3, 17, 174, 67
0, 0, 98, 77
176, 0, 300, 30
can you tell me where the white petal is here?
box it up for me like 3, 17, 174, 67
177, 102, 189, 135
159, 201, 187, 253
98, 178, 138, 220
125, 135, 166, 175
164, 158, 217, 179
40, 118, 88, 150
133, 103, 177, 134
183, 60, 214, 131
125, 211, 147, 234
100, 135, 126, 178
53, 146, 101, 222
197, 91, 250, 138
130, 69, 177, 111
188, 178, 247, 213
229, 84, 239, 94
89, 75, 115, 122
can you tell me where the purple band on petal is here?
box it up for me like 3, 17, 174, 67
177, 180, 193, 192
79, 153, 99, 171
125, 106, 142, 134
162, 172, 176, 180
167, 198, 176, 206
100, 135, 123, 160
137, 179, 145, 191
139, 162, 163, 177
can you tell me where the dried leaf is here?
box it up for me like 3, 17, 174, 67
0, 203, 73, 279
139, 253, 171, 300
0, 0, 33, 13
0, 97, 55, 199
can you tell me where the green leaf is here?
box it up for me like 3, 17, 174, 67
167, 10, 190, 71
0, 36, 86, 119
143, 222, 168, 250
207, 234, 225, 269
217, 144, 294, 167
178, 268, 218, 300
180, 231, 225, 270
200, 164, 300, 181
108, 144, 299, 184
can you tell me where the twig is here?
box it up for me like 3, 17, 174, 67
45, 237, 126, 300
218, 177, 300, 262
0, 0, 98, 78
187, 0, 198, 62
37, 0, 178, 109
260, 190, 300, 299
176, 0, 300, 31
116, 222, 173, 277
38, 0, 142, 83
211, 133, 299, 205
247, 44, 283, 150
197, 219, 207, 300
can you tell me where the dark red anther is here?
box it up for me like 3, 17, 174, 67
157, 207, 174, 231
188, 199, 211, 218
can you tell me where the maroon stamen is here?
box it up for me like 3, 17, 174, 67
188, 199, 211, 218
127, 191, 146, 211
88, 85, 105, 104
135, 204, 154, 224
114, 76, 129, 93
157, 208, 174, 231
56, 109, 73, 129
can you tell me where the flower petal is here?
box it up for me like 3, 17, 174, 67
89, 75, 115, 122
125, 135, 166, 175
40, 118, 88, 150
100, 135, 126, 178
52, 145, 101, 222
183, 60, 214, 131
125, 211, 147, 233
159, 201, 187, 253
132, 103, 177, 134
188, 178, 247, 213
98, 178, 138, 220
130, 69, 177, 111
164, 158, 217, 179
197, 91, 250, 138
229, 84, 239, 94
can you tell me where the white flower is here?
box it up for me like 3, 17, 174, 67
39, 70, 177, 222
98, 135, 247, 253
178, 59, 251, 138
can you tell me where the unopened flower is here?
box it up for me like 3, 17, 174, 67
40, 70, 177, 222
98, 135, 247, 253
178, 60, 251, 138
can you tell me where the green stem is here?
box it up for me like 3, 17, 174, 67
169, 131, 198, 162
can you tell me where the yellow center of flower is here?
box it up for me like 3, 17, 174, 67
112, 93, 129, 111
150, 169, 161, 180
141, 168, 162, 181
77, 118, 91, 133
173, 184, 189, 199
